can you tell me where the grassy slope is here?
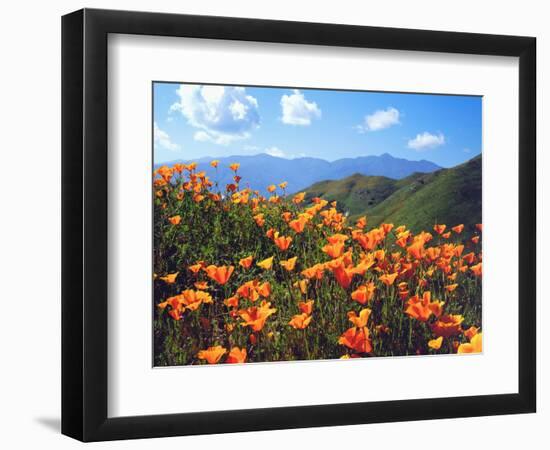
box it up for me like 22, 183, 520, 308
304, 155, 481, 233
304, 174, 404, 216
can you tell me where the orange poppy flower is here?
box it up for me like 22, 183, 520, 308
351, 283, 376, 305
238, 301, 277, 331
237, 280, 271, 302
445, 283, 459, 292
453, 245, 465, 257
381, 223, 394, 234
157, 293, 184, 312
463, 252, 476, 264
204, 265, 234, 285
428, 336, 443, 350
298, 300, 314, 315
253, 213, 265, 227
280, 256, 298, 271
347, 308, 371, 327
338, 326, 372, 354
168, 215, 181, 225
293, 279, 309, 294
471, 235, 480, 244
210, 160, 219, 168
470, 262, 482, 277
289, 313, 312, 329
457, 332, 482, 354
257, 256, 274, 270
452, 224, 464, 234
464, 326, 479, 340
355, 216, 367, 229
197, 346, 227, 364
181, 289, 213, 311
289, 217, 307, 233
433, 224, 446, 235
353, 228, 385, 251
407, 241, 425, 260
327, 233, 348, 244
441, 232, 451, 239
279, 182, 288, 190
158, 272, 178, 284
395, 236, 408, 248
194, 281, 209, 290
352, 260, 373, 277
281, 211, 293, 222
398, 288, 410, 301
157, 165, 174, 181
172, 163, 185, 173
395, 225, 407, 234
239, 255, 254, 269
229, 163, 240, 171
431, 314, 464, 337
379, 272, 398, 286
301, 263, 325, 280
292, 192, 306, 204
476, 223, 483, 232
322, 242, 345, 259
274, 235, 292, 251
188, 263, 203, 274
224, 295, 239, 308
425, 247, 440, 261
328, 259, 355, 289
405, 292, 445, 322
226, 347, 247, 363
267, 184, 276, 193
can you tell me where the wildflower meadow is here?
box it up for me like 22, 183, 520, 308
153, 161, 482, 366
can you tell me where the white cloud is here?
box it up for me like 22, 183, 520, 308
193, 130, 212, 142
170, 85, 260, 145
407, 132, 446, 150
229, 100, 247, 120
357, 107, 400, 132
264, 146, 307, 159
280, 89, 321, 126
154, 122, 180, 151
265, 146, 287, 158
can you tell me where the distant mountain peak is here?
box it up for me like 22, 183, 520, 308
155, 152, 443, 195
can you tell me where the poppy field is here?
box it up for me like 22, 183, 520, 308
153, 161, 482, 366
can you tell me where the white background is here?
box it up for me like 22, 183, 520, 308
109, 35, 518, 417
0, 0, 546, 448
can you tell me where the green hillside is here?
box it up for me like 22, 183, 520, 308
303, 155, 481, 233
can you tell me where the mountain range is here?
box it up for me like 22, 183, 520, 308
304, 155, 481, 233
156, 153, 442, 194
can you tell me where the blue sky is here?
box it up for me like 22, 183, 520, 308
153, 82, 481, 168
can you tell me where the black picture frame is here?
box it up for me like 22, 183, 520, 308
62, 8, 536, 442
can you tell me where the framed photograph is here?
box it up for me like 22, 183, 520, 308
62, 8, 536, 442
